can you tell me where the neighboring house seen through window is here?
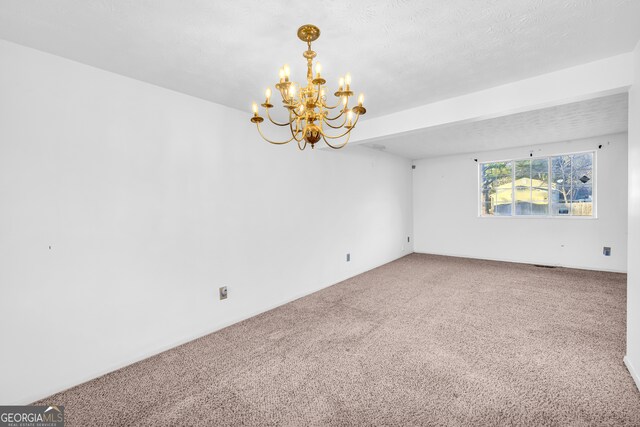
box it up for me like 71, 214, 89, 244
480, 152, 594, 217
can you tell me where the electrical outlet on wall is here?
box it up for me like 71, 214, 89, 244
346, 253, 351, 262
603, 247, 612, 256
219, 286, 228, 300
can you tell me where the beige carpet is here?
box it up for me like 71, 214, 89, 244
36, 254, 640, 426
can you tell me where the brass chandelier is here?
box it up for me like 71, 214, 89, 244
250, 24, 366, 150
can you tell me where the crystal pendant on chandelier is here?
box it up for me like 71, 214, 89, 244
250, 24, 367, 150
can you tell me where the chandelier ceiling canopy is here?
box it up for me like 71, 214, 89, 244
250, 24, 366, 150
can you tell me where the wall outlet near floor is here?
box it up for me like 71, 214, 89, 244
346, 253, 351, 262
219, 286, 228, 300
603, 247, 612, 256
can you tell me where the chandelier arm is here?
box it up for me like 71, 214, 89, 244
320, 114, 361, 139
297, 138, 308, 151
323, 99, 342, 109
266, 108, 294, 127
292, 130, 304, 142
278, 87, 288, 101
324, 108, 346, 121
313, 83, 323, 104
289, 116, 305, 143
279, 86, 294, 104
256, 122, 295, 145
322, 114, 347, 129
322, 129, 352, 149
291, 107, 305, 118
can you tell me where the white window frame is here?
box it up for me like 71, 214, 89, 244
477, 150, 597, 219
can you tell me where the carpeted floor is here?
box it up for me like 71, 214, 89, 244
36, 254, 640, 426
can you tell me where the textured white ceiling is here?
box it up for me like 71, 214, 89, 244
0, 0, 639, 119
361, 93, 629, 159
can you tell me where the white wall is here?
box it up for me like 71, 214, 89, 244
413, 134, 628, 272
625, 41, 640, 390
0, 40, 413, 404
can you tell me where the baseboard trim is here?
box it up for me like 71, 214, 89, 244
413, 250, 627, 274
624, 356, 640, 392
18, 251, 411, 405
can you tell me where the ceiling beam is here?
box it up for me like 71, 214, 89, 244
350, 52, 634, 145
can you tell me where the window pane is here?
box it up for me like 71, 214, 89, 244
570, 182, 592, 216
513, 158, 549, 216
530, 180, 549, 215
482, 162, 511, 177
531, 159, 549, 215
514, 160, 531, 217
550, 153, 594, 217
551, 155, 572, 215
515, 160, 530, 180
571, 201, 593, 216
530, 202, 549, 216
515, 201, 531, 215
532, 188, 549, 215
480, 192, 491, 216
553, 185, 571, 204
481, 162, 512, 216
531, 159, 549, 181
515, 184, 531, 214
552, 203, 571, 216
571, 182, 592, 202
551, 155, 571, 190
572, 152, 593, 170
572, 168, 592, 184
494, 189, 512, 215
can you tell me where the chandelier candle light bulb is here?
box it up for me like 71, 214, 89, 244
250, 102, 263, 124
249, 24, 367, 150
